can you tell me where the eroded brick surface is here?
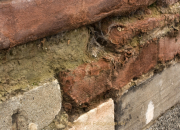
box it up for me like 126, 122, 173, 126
101, 14, 179, 50
113, 41, 158, 89
60, 59, 112, 104
59, 41, 158, 105
59, 10, 180, 105
159, 32, 180, 62
0, 0, 156, 50
1, 1, 180, 130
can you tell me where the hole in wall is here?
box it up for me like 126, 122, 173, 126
133, 77, 138, 81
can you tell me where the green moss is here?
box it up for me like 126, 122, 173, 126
0, 27, 92, 97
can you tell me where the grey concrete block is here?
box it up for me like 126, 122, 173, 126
115, 63, 180, 130
0, 80, 61, 130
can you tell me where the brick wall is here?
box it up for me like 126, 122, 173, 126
0, 0, 180, 130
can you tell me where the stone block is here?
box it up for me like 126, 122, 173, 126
69, 98, 114, 130
0, 80, 61, 130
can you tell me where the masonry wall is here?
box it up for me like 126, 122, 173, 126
1, 0, 180, 130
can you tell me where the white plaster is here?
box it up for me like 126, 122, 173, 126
146, 101, 154, 124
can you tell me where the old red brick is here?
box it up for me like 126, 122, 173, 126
0, 0, 156, 50
59, 59, 112, 104
158, 32, 180, 62
101, 14, 179, 50
59, 41, 158, 105
113, 41, 158, 89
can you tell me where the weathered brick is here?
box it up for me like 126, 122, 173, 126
60, 59, 112, 104
113, 41, 158, 89
0, 0, 156, 50
59, 41, 158, 105
101, 14, 179, 50
158, 32, 180, 62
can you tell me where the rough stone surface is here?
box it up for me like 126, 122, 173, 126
69, 98, 114, 130
159, 32, 180, 62
145, 103, 180, 130
0, 80, 61, 130
0, 0, 156, 50
115, 63, 180, 130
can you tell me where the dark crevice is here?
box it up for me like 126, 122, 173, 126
12, 111, 19, 130
12, 110, 28, 130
